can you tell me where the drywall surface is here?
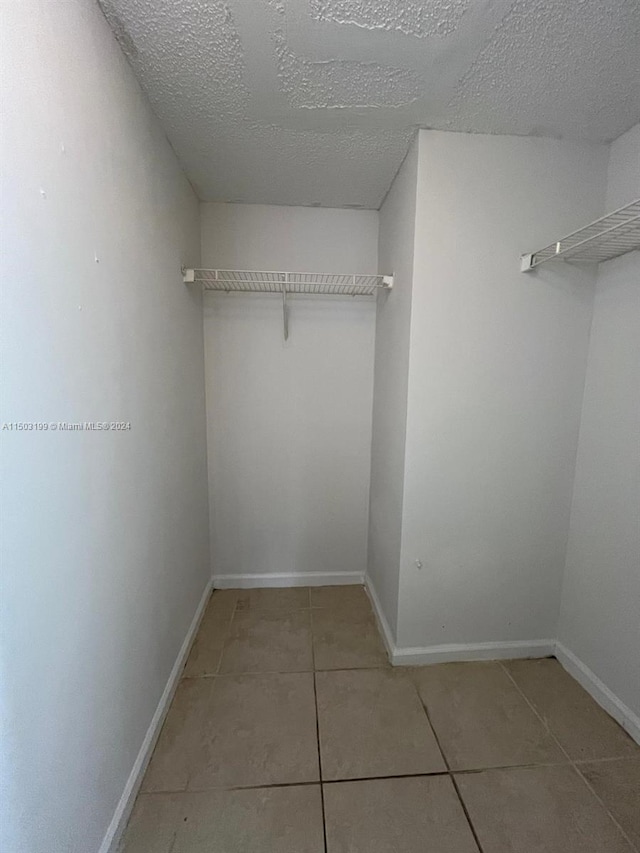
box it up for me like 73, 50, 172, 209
201, 203, 377, 583
558, 123, 640, 719
602, 122, 640, 212
98, 0, 640, 207
396, 130, 607, 650
366, 140, 418, 638
0, 3, 209, 852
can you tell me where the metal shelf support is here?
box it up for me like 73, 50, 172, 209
520, 199, 640, 271
182, 269, 393, 340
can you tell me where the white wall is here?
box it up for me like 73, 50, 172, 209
558, 123, 640, 722
396, 130, 607, 650
0, 3, 209, 852
367, 140, 418, 637
201, 203, 378, 584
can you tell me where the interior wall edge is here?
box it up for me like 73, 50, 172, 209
554, 122, 640, 735
98, 579, 213, 853
367, 133, 420, 639
394, 129, 607, 652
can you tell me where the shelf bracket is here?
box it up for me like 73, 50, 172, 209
520, 254, 534, 272
519, 199, 640, 272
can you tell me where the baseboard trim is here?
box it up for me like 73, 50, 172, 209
213, 572, 364, 589
365, 576, 554, 666
98, 578, 213, 853
391, 639, 556, 666
555, 642, 640, 746
363, 575, 396, 661
365, 579, 638, 744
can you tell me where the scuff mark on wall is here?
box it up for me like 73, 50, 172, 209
309, 0, 469, 38
273, 29, 421, 108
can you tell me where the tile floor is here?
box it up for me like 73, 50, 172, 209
121, 585, 640, 852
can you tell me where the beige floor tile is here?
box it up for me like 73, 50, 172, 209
579, 758, 640, 849
219, 610, 313, 674
120, 792, 187, 853
310, 584, 371, 612
183, 608, 232, 677
324, 776, 479, 853
408, 662, 564, 771
316, 668, 445, 780
456, 764, 633, 852
311, 608, 388, 670
142, 678, 213, 792
206, 588, 241, 617
122, 786, 325, 853
505, 658, 638, 760
188, 672, 320, 788
236, 587, 310, 612
182, 637, 224, 678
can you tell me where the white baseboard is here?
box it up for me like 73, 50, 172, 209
365, 576, 554, 666
391, 639, 556, 666
555, 642, 640, 746
363, 575, 396, 660
213, 572, 364, 589
364, 576, 638, 745
98, 579, 213, 853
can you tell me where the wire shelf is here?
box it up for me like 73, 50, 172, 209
183, 269, 393, 296
521, 199, 640, 271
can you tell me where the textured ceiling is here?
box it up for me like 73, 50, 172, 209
99, 0, 640, 208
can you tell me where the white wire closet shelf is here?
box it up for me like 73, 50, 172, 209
183, 268, 393, 341
183, 268, 393, 295
520, 199, 640, 271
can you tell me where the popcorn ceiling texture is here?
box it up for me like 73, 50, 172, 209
309, 0, 470, 38
273, 29, 421, 108
99, 0, 640, 208
445, 0, 640, 141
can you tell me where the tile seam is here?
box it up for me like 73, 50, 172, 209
413, 687, 486, 853
499, 662, 638, 851
310, 612, 329, 853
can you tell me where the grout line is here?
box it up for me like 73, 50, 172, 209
236, 607, 314, 614
139, 770, 461, 799
448, 773, 485, 853
318, 770, 450, 785
573, 755, 640, 766
499, 662, 638, 851
413, 690, 486, 853
572, 765, 638, 851
140, 758, 619, 798
146, 754, 631, 799
184, 665, 389, 680
310, 622, 329, 853
182, 594, 236, 788
214, 606, 236, 676
179, 598, 637, 851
